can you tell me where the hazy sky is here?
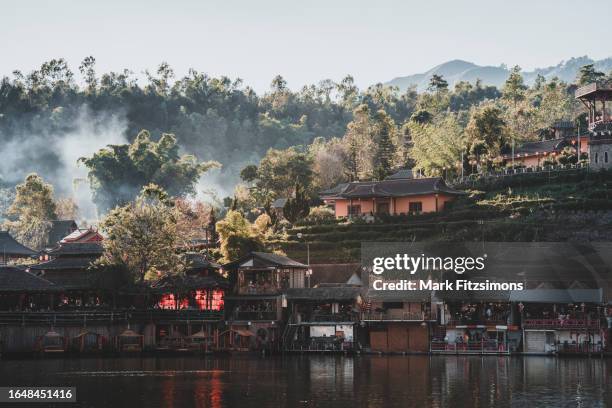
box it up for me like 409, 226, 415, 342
2, 0, 611, 93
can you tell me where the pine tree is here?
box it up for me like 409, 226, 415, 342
283, 183, 310, 223
372, 110, 396, 180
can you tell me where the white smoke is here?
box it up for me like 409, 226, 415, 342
0, 106, 128, 222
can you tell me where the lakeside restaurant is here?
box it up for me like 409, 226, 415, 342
432, 289, 519, 354
361, 286, 435, 354
513, 289, 604, 354
221, 252, 311, 351
283, 277, 363, 352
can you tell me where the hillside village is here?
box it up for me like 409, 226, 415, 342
1, 77, 612, 356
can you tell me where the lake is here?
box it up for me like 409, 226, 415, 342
0, 355, 610, 407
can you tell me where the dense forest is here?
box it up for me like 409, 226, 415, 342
1, 58, 610, 220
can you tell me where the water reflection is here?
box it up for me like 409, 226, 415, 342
0, 355, 609, 407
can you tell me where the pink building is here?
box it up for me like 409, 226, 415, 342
320, 171, 465, 218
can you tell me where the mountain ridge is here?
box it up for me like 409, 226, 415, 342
386, 56, 612, 92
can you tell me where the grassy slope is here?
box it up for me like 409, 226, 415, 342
274, 169, 612, 264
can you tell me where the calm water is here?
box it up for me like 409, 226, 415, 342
0, 355, 611, 408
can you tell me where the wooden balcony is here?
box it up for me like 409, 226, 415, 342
361, 311, 436, 322
522, 318, 600, 330
0, 309, 224, 325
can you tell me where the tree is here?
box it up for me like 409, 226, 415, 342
309, 137, 348, 190
240, 165, 259, 183
409, 115, 465, 177
79, 130, 219, 212
502, 66, 527, 104
343, 104, 373, 180
372, 110, 397, 180
465, 106, 509, 171
98, 186, 182, 283
428, 74, 448, 93
5, 174, 57, 250
78, 56, 97, 95
174, 197, 214, 243
247, 146, 313, 200
577, 64, 605, 86
55, 197, 79, 220
283, 183, 310, 223
215, 210, 264, 262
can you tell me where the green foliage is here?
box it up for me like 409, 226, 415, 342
79, 130, 219, 212
428, 74, 449, 92
4, 174, 57, 250
372, 110, 396, 180
283, 184, 310, 223
577, 64, 605, 86
216, 210, 264, 262
98, 187, 183, 283
409, 115, 465, 177
242, 146, 313, 202
502, 66, 527, 104
303, 205, 336, 224
466, 106, 509, 170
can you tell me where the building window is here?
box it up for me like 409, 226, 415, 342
605, 151, 609, 163
348, 205, 361, 216
408, 202, 423, 214
595, 152, 599, 164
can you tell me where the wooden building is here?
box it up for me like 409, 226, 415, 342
320, 170, 464, 218
502, 136, 588, 168
0, 231, 37, 265
29, 229, 107, 307
0, 266, 61, 310
576, 82, 612, 170
46, 220, 78, 248
362, 288, 434, 353
283, 278, 362, 352
221, 252, 310, 351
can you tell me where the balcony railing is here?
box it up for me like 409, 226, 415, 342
575, 82, 600, 98
236, 285, 280, 295
431, 339, 509, 353
522, 318, 600, 330
232, 311, 277, 321
298, 313, 356, 323
361, 311, 435, 321
445, 319, 507, 327
0, 309, 224, 325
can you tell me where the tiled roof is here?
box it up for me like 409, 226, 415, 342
47, 220, 78, 247
385, 169, 415, 180
320, 177, 464, 199
552, 121, 574, 129
0, 266, 60, 292
47, 242, 103, 256
224, 252, 308, 269
184, 253, 221, 270
29, 256, 98, 271
511, 138, 568, 156
0, 231, 37, 257
61, 228, 103, 243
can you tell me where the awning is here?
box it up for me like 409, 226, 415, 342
234, 329, 254, 337
509, 289, 602, 303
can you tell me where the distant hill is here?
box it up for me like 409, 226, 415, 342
386, 56, 612, 92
